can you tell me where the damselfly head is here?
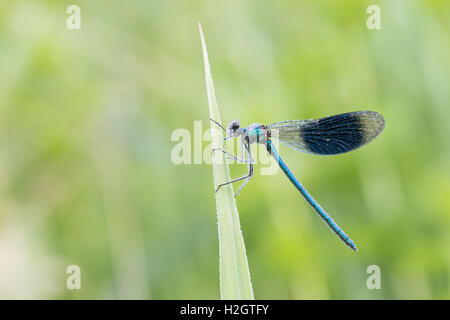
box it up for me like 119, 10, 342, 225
227, 120, 241, 137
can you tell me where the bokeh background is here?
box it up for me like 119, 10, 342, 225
0, 0, 449, 299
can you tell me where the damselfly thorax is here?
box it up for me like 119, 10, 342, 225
226, 121, 270, 146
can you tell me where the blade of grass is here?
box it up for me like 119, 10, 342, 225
199, 23, 254, 300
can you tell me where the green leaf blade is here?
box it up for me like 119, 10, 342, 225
199, 23, 254, 300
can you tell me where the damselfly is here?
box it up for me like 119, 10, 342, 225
211, 111, 385, 251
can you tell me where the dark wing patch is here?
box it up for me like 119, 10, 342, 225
267, 111, 385, 155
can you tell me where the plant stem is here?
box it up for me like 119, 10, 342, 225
199, 22, 254, 300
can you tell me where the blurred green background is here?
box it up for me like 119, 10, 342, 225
0, 0, 449, 299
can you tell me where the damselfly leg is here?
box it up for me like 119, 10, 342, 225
211, 148, 248, 163
214, 140, 254, 198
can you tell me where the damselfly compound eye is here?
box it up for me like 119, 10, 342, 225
227, 120, 240, 136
